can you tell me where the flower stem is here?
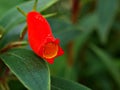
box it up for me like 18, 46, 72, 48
33, 0, 38, 11
0, 82, 10, 90
0, 41, 28, 53
20, 25, 27, 40
16, 7, 27, 16
67, 0, 81, 66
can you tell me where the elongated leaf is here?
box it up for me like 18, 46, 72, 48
74, 13, 97, 57
51, 76, 91, 90
0, 0, 25, 17
55, 29, 81, 46
0, 0, 58, 33
0, 48, 50, 90
90, 44, 120, 88
96, 0, 119, 43
0, 23, 25, 49
78, 13, 97, 31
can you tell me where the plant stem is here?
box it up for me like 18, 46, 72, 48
0, 41, 28, 53
67, 41, 74, 66
0, 82, 10, 90
20, 25, 27, 40
16, 7, 27, 16
67, 0, 80, 67
71, 0, 81, 23
33, 0, 38, 11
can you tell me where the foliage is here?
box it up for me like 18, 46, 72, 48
0, 0, 120, 90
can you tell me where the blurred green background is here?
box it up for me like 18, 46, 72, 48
0, 0, 120, 90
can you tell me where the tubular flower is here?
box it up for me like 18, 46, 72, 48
27, 11, 64, 64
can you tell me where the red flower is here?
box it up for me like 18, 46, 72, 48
27, 11, 64, 64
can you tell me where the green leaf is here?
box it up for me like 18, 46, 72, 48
48, 18, 81, 46
51, 76, 91, 90
78, 13, 97, 31
0, 23, 25, 49
0, 0, 58, 33
0, 26, 4, 40
0, 0, 25, 17
96, 0, 119, 43
55, 29, 81, 46
8, 80, 27, 90
74, 13, 97, 57
0, 48, 50, 90
90, 44, 120, 89
0, 60, 8, 78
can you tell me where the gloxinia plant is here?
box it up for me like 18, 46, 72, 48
18, 0, 64, 64
0, 0, 91, 90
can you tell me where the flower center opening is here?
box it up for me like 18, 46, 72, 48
43, 42, 58, 59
